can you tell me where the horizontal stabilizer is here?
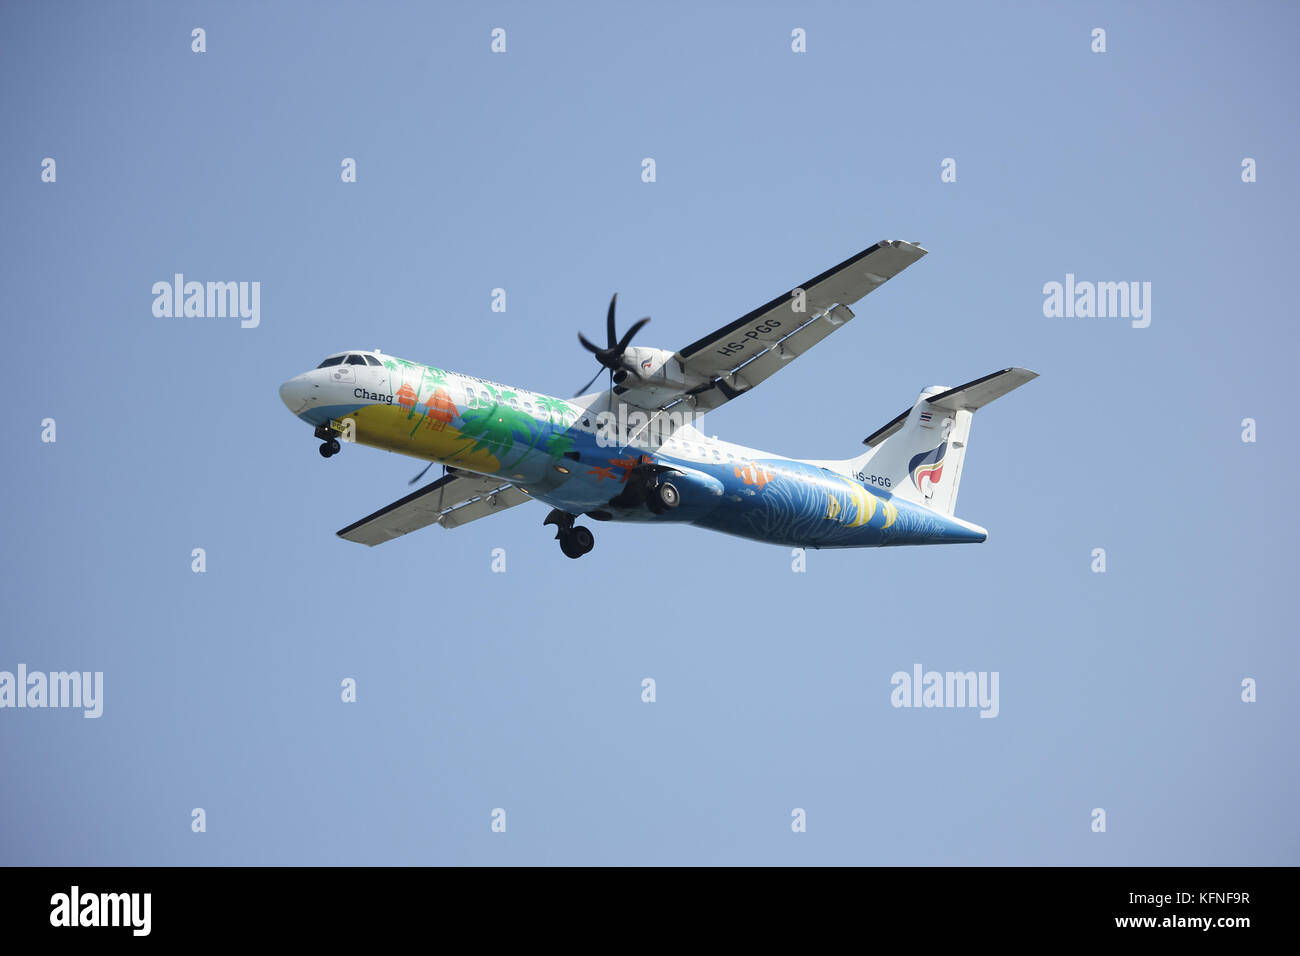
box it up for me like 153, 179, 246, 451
863, 367, 1037, 446
925, 367, 1038, 412
862, 408, 911, 448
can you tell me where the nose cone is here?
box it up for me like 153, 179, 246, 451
279, 374, 313, 415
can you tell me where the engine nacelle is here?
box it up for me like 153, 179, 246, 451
618, 346, 686, 386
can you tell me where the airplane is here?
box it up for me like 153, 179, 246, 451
278, 240, 1036, 559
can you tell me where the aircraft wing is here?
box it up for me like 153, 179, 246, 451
662, 240, 928, 413
337, 470, 532, 546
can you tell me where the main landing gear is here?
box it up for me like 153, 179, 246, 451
648, 480, 680, 514
610, 469, 680, 515
543, 509, 595, 559
314, 425, 341, 458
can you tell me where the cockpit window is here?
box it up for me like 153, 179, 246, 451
346, 354, 367, 366
316, 355, 345, 368
364, 355, 382, 366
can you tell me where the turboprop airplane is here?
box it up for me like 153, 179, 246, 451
278, 240, 1036, 558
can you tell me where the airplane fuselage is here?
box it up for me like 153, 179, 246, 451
279, 352, 987, 549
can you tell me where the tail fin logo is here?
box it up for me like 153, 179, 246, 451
909, 441, 946, 490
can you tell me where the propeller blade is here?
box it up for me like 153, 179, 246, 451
575, 293, 651, 394
617, 316, 650, 351
408, 461, 436, 486
574, 367, 604, 396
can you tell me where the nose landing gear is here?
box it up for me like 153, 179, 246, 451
543, 509, 595, 559
561, 525, 595, 559
314, 425, 342, 458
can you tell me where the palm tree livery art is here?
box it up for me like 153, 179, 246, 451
455, 384, 543, 470
378, 363, 582, 471
535, 394, 577, 427
545, 433, 575, 460
406, 366, 448, 437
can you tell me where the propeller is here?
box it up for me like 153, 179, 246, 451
574, 293, 650, 396
408, 461, 436, 486
408, 462, 453, 486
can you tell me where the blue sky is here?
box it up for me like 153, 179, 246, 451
1, 1, 1296, 865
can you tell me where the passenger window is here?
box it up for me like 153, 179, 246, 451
346, 354, 366, 365
712, 448, 722, 462
508, 397, 520, 410
316, 355, 345, 368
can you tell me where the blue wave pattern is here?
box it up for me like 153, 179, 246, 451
687, 458, 982, 548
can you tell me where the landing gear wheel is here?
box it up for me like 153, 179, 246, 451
654, 481, 680, 511
319, 438, 341, 458
571, 525, 594, 553
560, 526, 595, 559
